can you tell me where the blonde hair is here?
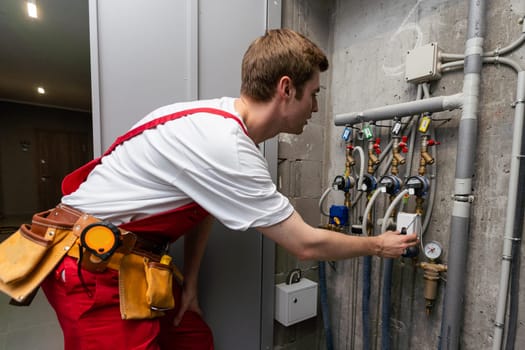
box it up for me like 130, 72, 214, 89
241, 28, 329, 102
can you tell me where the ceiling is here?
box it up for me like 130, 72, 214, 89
0, 0, 91, 111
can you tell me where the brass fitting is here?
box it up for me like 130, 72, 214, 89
346, 145, 356, 168
418, 262, 447, 315
391, 136, 407, 176
344, 191, 351, 209
415, 197, 425, 215
368, 141, 380, 174
322, 224, 345, 233
419, 135, 435, 176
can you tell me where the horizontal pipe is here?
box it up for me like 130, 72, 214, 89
334, 93, 463, 126
441, 57, 523, 73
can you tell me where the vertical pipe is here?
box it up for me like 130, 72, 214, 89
381, 258, 393, 350
440, 0, 486, 349
362, 255, 372, 350
504, 79, 525, 350
492, 71, 525, 350
318, 261, 334, 350
361, 189, 383, 350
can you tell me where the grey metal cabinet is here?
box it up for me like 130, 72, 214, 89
89, 1, 280, 349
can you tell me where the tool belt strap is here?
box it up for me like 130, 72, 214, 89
0, 204, 183, 309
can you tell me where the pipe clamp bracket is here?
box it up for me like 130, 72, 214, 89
511, 99, 525, 108
452, 194, 474, 203
494, 321, 504, 329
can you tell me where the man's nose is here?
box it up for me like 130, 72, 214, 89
312, 99, 318, 112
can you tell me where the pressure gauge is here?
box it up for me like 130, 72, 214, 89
424, 241, 443, 260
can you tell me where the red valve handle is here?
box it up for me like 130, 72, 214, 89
373, 138, 381, 154
398, 135, 408, 152
427, 139, 441, 146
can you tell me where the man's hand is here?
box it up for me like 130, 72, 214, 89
375, 230, 419, 258
173, 215, 214, 326
173, 284, 203, 327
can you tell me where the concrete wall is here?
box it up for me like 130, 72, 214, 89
278, 0, 525, 349
274, 1, 334, 349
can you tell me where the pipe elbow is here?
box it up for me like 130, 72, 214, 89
369, 153, 380, 165
393, 152, 406, 164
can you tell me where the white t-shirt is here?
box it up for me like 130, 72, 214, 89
62, 97, 294, 231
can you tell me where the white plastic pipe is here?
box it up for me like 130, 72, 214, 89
381, 189, 410, 234
360, 188, 384, 236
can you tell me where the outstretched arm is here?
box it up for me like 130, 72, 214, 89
173, 215, 214, 326
257, 210, 418, 260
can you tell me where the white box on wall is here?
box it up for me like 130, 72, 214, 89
405, 42, 441, 84
274, 278, 318, 327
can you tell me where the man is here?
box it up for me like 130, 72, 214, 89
40, 29, 417, 349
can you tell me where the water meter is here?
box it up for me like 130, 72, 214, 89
405, 175, 430, 196
358, 174, 377, 193
379, 175, 402, 195
332, 175, 355, 193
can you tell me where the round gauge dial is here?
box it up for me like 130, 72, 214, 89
424, 241, 443, 260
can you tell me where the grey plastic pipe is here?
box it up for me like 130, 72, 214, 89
492, 69, 525, 350
440, 0, 486, 349
440, 17, 525, 61
334, 93, 463, 126
441, 57, 522, 73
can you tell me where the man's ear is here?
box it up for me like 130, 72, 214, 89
277, 76, 293, 99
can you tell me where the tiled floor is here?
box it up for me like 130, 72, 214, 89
0, 215, 63, 349
0, 289, 62, 350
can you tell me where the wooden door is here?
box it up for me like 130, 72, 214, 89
36, 129, 91, 210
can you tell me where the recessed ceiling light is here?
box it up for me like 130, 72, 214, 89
27, 1, 38, 19
37, 86, 45, 94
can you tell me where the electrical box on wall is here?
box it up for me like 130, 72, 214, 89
405, 42, 441, 84
275, 278, 318, 326
396, 212, 421, 235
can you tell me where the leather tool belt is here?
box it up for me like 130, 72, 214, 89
0, 204, 182, 320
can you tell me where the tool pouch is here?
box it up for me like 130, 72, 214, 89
119, 254, 173, 320
0, 210, 78, 304
145, 261, 175, 311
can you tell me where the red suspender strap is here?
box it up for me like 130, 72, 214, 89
62, 107, 246, 195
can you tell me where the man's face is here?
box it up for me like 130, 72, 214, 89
284, 70, 320, 134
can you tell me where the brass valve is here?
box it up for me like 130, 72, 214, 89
419, 135, 439, 175
391, 136, 408, 175
367, 138, 380, 173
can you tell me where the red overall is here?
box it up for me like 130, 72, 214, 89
42, 108, 246, 350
